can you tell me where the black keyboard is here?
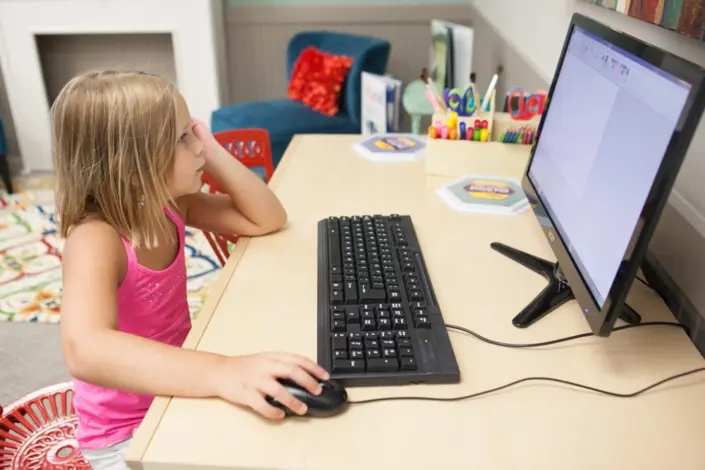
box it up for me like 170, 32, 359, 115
317, 214, 460, 387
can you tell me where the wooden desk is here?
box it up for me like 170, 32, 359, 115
128, 135, 705, 470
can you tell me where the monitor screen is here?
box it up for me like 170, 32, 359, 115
527, 26, 691, 308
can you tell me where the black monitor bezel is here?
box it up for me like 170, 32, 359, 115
522, 13, 705, 336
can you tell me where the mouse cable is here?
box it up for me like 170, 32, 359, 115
444, 319, 687, 349
348, 317, 696, 406
348, 367, 705, 405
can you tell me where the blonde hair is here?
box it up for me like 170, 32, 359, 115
51, 69, 179, 249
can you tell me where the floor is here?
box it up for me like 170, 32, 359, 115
0, 322, 68, 406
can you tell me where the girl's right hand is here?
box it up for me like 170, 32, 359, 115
210, 352, 330, 419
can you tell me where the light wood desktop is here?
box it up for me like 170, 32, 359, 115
127, 135, 705, 470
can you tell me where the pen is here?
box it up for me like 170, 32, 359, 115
420, 67, 446, 112
481, 65, 504, 112
426, 77, 447, 112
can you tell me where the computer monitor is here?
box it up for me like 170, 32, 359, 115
492, 13, 705, 336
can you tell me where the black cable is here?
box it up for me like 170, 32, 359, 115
348, 316, 698, 406
444, 320, 687, 349
349, 367, 705, 405
635, 274, 670, 304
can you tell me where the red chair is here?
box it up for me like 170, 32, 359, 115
0, 382, 90, 469
201, 129, 275, 266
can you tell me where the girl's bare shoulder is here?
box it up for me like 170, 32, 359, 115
63, 217, 128, 283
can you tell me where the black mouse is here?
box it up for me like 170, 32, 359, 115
266, 378, 348, 417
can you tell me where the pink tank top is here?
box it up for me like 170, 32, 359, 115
72, 209, 192, 450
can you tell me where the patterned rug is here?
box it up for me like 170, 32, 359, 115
0, 189, 222, 323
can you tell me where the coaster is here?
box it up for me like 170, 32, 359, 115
436, 174, 530, 216
353, 135, 426, 162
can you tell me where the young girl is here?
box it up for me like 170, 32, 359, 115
52, 70, 329, 469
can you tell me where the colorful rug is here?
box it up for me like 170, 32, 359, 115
0, 189, 222, 323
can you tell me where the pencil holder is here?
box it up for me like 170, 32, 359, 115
428, 90, 496, 142
424, 111, 542, 178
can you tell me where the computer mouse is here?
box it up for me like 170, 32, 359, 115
266, 378, 348, 418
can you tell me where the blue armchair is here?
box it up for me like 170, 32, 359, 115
0, 116, 12, 194
211, 31, 391, 167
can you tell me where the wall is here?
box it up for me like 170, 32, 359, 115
472, 0, 705, 351
224, 4, 472, 106
0, 1, 481, 171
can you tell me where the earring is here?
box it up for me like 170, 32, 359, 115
138, 194, 145, 207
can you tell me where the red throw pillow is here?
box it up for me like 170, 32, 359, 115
288, 46, 353, 116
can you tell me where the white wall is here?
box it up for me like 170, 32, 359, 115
472, 0, 705, 237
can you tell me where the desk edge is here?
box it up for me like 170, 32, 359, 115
125, 135, 303, 467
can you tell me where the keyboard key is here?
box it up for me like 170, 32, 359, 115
365, 340, 379, 349
344, 281, 358, 304
361, 319, 376, 331
331, 290, 344, 304
366, 349, 381, 359
399, 347, 414, 357
350, 350, 364, 359
393, 318, 407, 330
332, 312, 345, 322
346, 310, 360, 324
332, 334, 347, 350
382, 348, 396, 358
349, 340, 363, 350
378, 318, 392, 330
359, 283, 386, 302
333, 359, 365, 374
334, 350, 348, 360
400, 357, 417, 371
415, 316, 431, 329
397, 338, 411, 348
332, 320, 346, 332
409, 290, 424, 301
367, 358, 399, 372
328, 233, 341, 267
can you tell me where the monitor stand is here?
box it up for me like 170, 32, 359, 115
490, 242, 642, 328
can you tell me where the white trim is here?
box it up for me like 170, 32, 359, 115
0, 0, 225, 172
669, 190, 705, 238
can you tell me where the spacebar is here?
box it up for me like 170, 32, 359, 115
328, 233, 341, 266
